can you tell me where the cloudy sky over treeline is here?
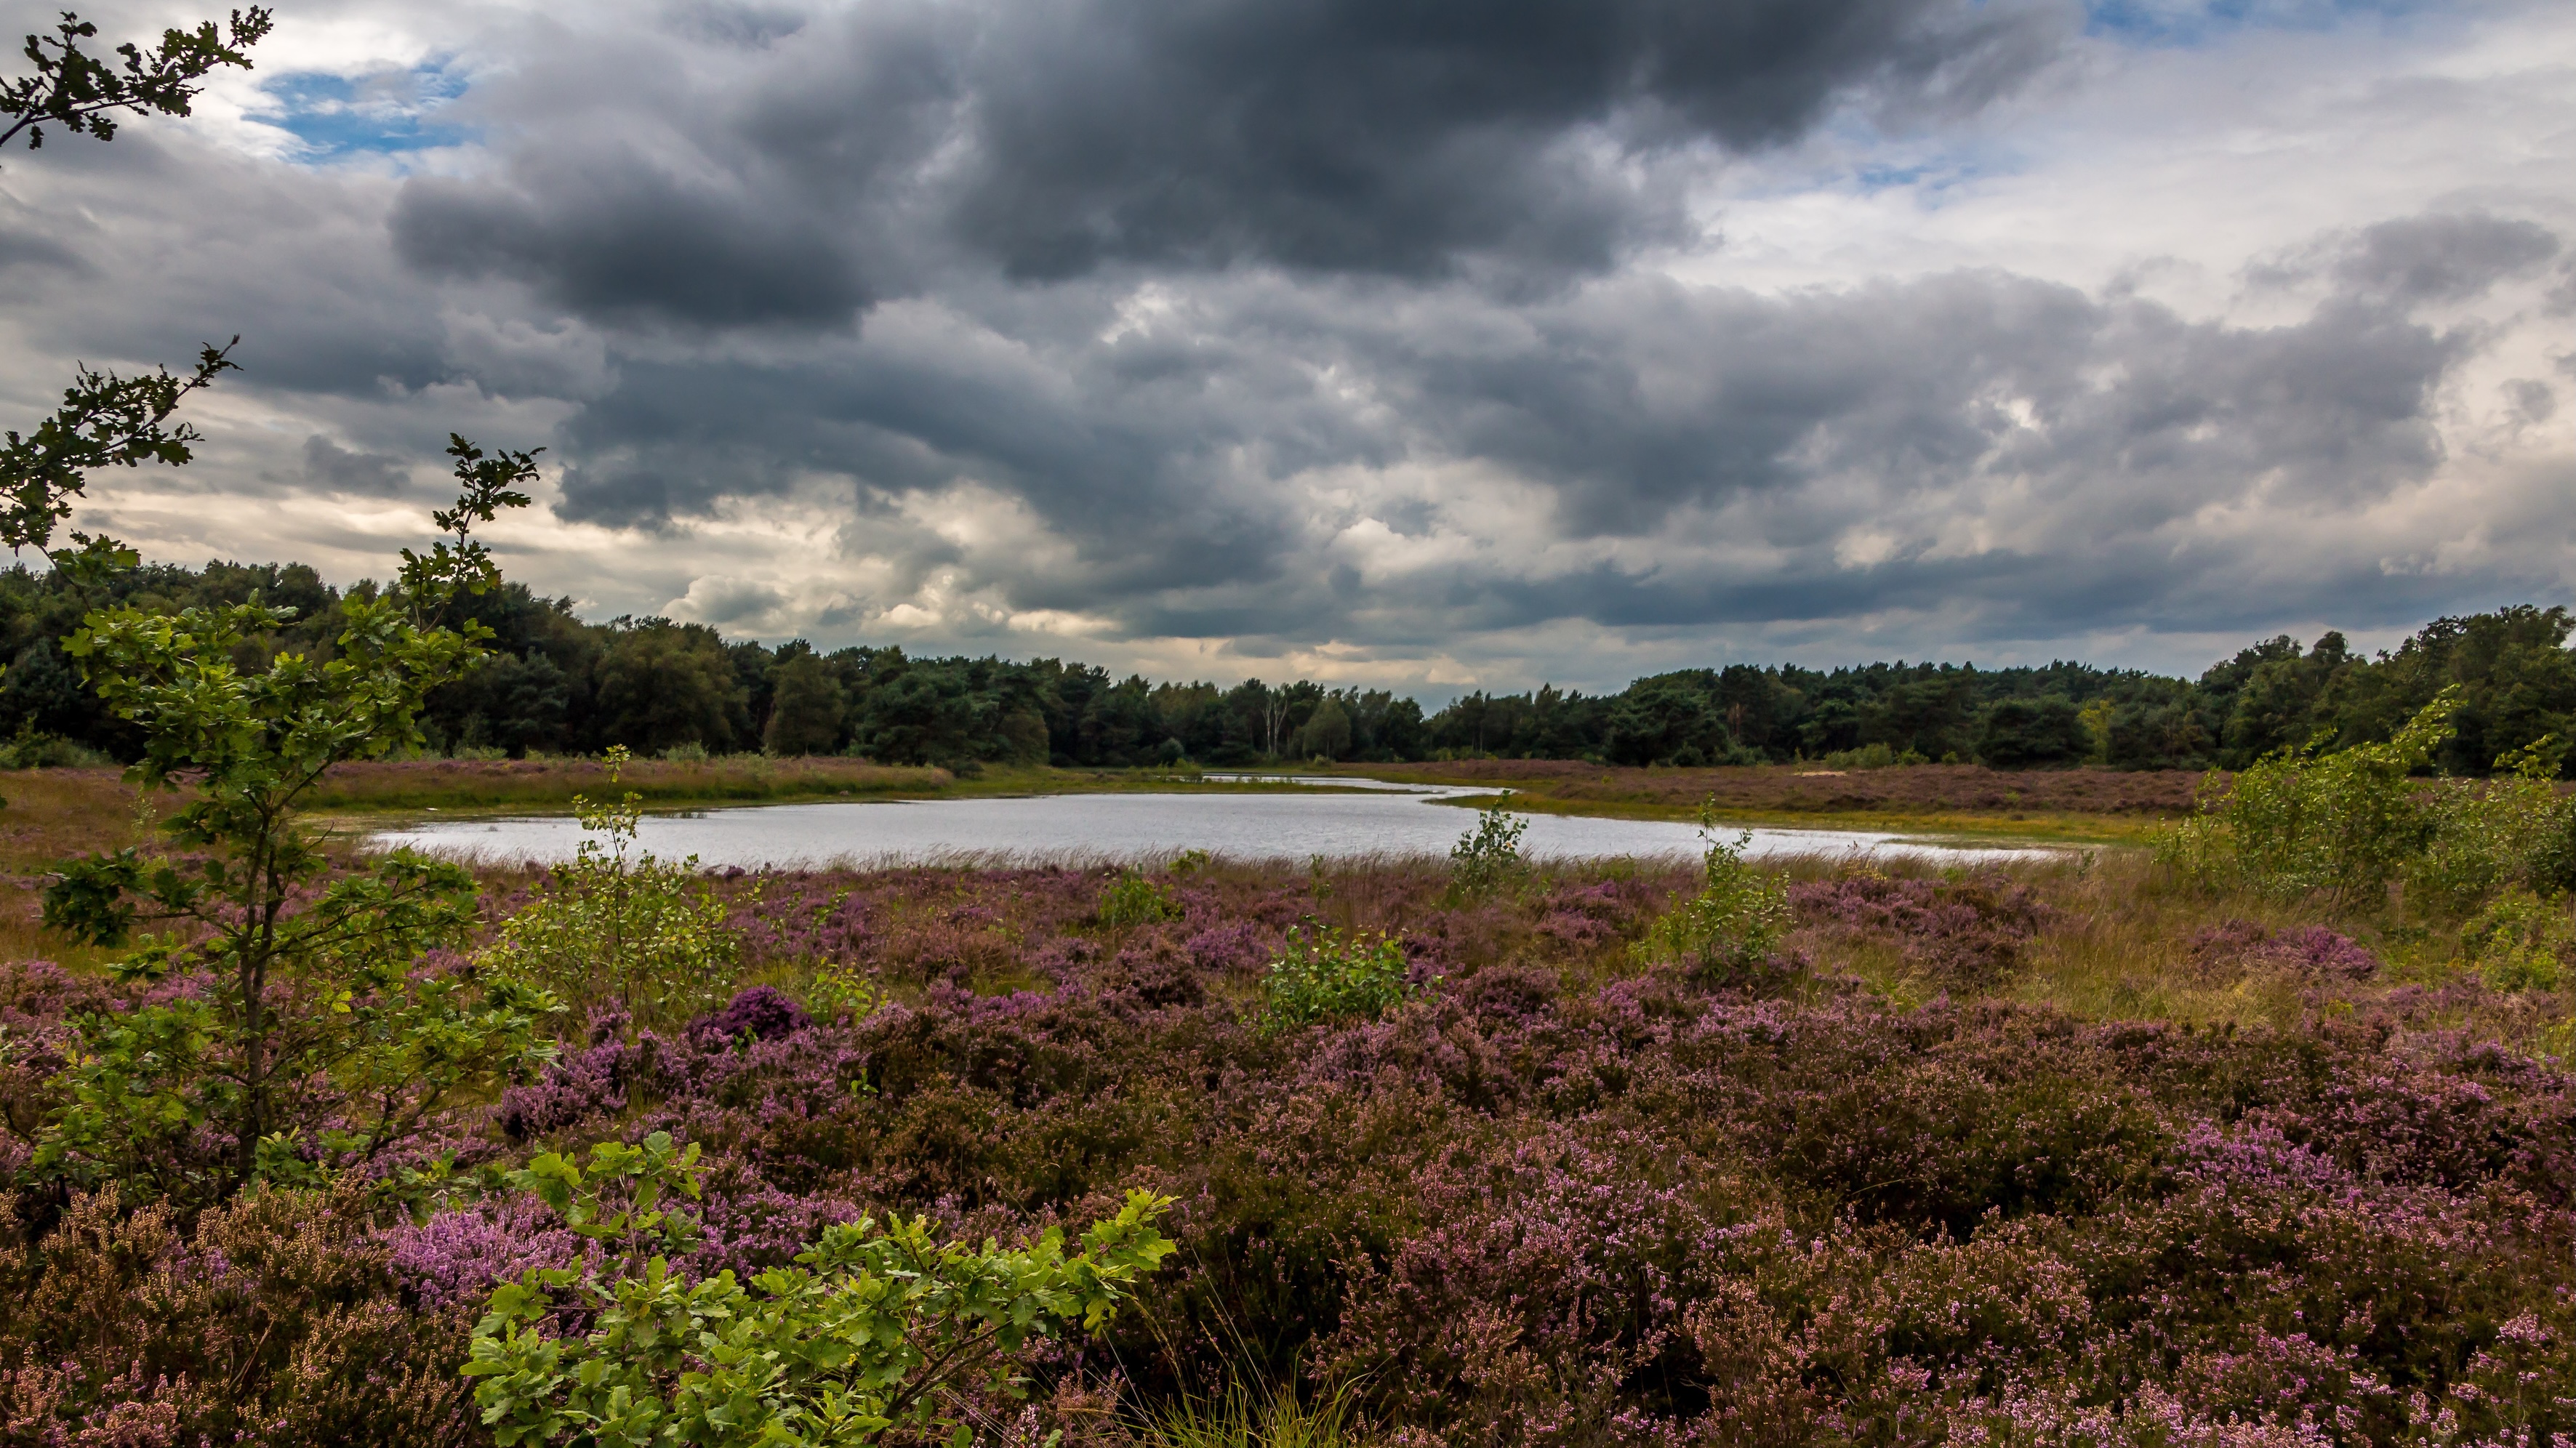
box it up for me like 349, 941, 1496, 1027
3, 0, 2572, 693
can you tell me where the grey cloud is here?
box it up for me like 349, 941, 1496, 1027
2333, 212, 2559, 303
662, 0, 809, 47
387, 4, 966, 331
392, 155, 870, 329
515, 238, 2475, 653
2506, 378, 2556, 425
5, 0, 2564, 687
302, 435, 411, 494
0, 225, 80, 273
950, 0, 2071, 279
386, 0, 2069, 328
1379, 276, 2455, 542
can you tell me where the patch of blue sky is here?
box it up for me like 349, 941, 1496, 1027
2085, 0, 2438, 47
1853, 162, 1936, 194
251, 59, 472, 161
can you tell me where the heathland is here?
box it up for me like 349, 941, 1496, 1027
10, 9, 2576, 1444
7, 719, 2576, 1444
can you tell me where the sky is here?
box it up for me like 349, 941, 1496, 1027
2, 0, 2572, 697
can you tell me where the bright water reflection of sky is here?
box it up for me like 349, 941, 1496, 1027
369, 787, 2055, 870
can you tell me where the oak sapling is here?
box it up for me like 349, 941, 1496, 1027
478, 744, 745, 1031
1261, 921, 1419, 1029
1449, 796, 1528, 899
35, 437, 558, 1202
465, 1152, 1176, 1448
1, 7, 274, 153
1633, 804, 1791, 984
1099, 866, 1180, 927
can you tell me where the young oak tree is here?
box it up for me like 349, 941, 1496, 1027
2, 7, 273, 153
465, 1130, 1178, 1448
2, 6, 273, 571
36, 438, 565, 1204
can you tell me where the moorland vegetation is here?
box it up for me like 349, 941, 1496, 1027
7, 700, 2576, 1444
9, 10, 2576, 1448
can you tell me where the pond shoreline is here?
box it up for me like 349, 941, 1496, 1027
364, 781, 2073, 870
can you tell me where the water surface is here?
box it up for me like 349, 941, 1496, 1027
369, 780, 2052, 869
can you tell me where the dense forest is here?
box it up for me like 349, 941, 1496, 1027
1, 559, 2567, 774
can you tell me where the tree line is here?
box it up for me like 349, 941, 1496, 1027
0, 559, 2567, 774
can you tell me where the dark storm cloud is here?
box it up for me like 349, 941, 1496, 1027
389, 2, 968, 330
392, 156, 871, 329
386, 0, 2071, 328
950, 0, 2070, 278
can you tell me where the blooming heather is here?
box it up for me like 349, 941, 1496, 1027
1, 859, 2573, 1444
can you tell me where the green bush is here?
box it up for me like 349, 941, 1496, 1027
1634, 811, 1791, 982
0, 732, 116, 768
1820, 741, 1923, 770
1099, 868, 1180, 927
2461, 888, 2572, 992
33, 439, 557, 1203
1261, 923, 1417, 1029
2156, 691, 2576, 914
1448, 798, 1528, 898
2410, 736, 2574, 910
464, 1136, 1176, 1448
2155, 690, 2459, 904
480, 746, 742, 1029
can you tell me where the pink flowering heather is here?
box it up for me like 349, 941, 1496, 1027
6, 859, 2576, 1445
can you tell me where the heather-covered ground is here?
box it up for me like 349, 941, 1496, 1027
7, 847, 2574, 1446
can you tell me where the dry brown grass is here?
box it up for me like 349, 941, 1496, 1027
0, 768, 157, 970
1333, 760, 2208, 843
305, 755, 951, 814
1764, 846, 2534, 1039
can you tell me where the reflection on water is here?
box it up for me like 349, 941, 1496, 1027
368, 780, 2054, 870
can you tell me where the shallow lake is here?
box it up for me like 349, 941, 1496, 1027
367, 780, 2055, 870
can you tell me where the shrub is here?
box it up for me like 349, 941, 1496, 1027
687, 985, 812, 1050
799, 957, 886, 1023
1791, 869, 2050, 988
1634, 812, 1791, 983
0, 733, 116, 768
0, 1182, 480, 1448
2156, 689, 2458, 903
1099, 868, 1180, 927
33, 442, 557, 1202
1262, 923, 1418, 1029
2183, 920, 2379, 982
2411, 736, 2575, 909
2462, 888, 2572, 993
481, 745, 743, 1031
1448, 797, 1529, 898
462, 1134, 1176, 1448
1821, 741, 1925, 770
